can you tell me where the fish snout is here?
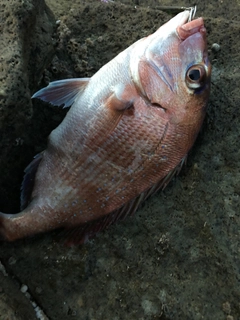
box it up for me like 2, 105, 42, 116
177, 17, 206, 41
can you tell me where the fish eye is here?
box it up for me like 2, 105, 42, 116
186, 65, 206, 90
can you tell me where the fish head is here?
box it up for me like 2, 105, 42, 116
131, 10, 211, 123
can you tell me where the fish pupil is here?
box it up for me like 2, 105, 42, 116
188, 69, 200, 81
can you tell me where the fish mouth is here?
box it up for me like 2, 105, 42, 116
176, 6, 206, 41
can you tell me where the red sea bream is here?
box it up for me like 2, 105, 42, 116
0, 8, 211, 243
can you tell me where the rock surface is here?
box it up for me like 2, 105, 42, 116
0, 0, 240, 319
0, 269, 37, 320
0, 0, 56, 212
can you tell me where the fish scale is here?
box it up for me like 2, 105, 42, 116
42, 109, 168, 220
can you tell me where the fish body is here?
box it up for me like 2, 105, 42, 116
0, 9, 211, 242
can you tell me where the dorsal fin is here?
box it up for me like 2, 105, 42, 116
32, 78, 90, 108
61, 156, 187, 246
20, 152, 43, 210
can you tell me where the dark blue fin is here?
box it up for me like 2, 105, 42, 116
20, 152, 43, 211
61, 156, 187, 246
32, 78, 90, 108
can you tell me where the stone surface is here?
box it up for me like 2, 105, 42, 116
0, 0, 56, 212
0, 271, 36, 320
0, 0, 240, 319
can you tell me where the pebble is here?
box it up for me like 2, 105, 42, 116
20, 284, 28, 293
211, 43, 221, 53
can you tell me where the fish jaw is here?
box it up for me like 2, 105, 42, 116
177, 17, 206, 40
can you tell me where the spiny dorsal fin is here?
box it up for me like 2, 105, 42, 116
32, 78, 90, 108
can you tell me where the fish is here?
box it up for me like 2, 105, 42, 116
0, 7, 211, 243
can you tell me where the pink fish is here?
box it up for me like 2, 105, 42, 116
0, 8, 211, 243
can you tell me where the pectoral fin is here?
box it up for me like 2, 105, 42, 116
106, 83, 137, 111
32, 78, 90, 108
